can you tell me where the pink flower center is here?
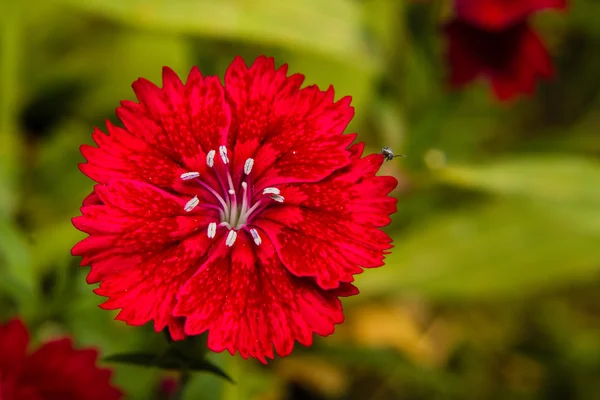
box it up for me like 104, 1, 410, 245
180, 146, 283, 247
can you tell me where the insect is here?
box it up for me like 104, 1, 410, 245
381, 147, 405, 161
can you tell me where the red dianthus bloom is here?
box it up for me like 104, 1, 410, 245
72, 56, 398, 362
443, 0, 566, 101
0, 319, 122, 400
455, 0, 567, 30
444, 20, 555, 101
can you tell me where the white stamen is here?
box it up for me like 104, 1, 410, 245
228, 189, 235, 195
206, 150, 216, 167
225, 230, 237, 247
241, 182, 247, 190
184, 196, 200, 212
250, 228, 261, 246
263, 187, 280, 195
270, 194, 285, 203
219, 146, 229, 164
244, 158, 254, 175
180, 171, 200, 180
207, 222, 217, 238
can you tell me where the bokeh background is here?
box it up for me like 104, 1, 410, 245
1, 0, 600, 399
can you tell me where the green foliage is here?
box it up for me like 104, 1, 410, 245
1, 0, 600, 399
104, 350, 234, 382
358, 200, 600, 300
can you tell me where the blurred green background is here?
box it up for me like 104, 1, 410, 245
1, 0, 600, 399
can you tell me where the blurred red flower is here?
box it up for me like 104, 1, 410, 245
455, 0, 567, 30
0, 319, 122, 400
156, 376, 177, 400
72, 56, 398, 362
443, 0, 567, 101
444, 20, 554, 101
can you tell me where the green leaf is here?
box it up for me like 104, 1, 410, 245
439, 156, 600, 204
570, 0, 600, 39
59, 0, 372, 63
0, 222, 36, 314
105, 350, 234, 383
356, 200, 600, 300
104, 352, 166, 366
438, 156, 600, 234
73, 31, 191, 119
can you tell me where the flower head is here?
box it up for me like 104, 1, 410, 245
443, 0, 566, 101
0, 318, 122, 400
443, 20, 554, 101
72, 56, 398, 362
455, 0, 567, 30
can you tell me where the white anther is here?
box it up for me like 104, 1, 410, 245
270, 194, 285, 203
180, 171, 200, 180
244, 158, 254, 175
206, 150, 216, 167
228, 189, 235, 195
219, 146, 229, 164
241, 182, 247, 190
184, 196, 200, 212
207, 222, 217, 238
263, 187, 280, 195
250, 228, 261, 246
225, 230, 237, 247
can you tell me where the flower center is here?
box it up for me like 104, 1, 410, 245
180, 146, 283, 247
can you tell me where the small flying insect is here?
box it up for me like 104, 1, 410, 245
381, 147, 405, 161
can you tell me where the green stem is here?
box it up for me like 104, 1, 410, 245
172, 370, 191, 400
221, 356, 241, 400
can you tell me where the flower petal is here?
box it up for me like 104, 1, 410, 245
175, 234, 345, 363
94, 234, 218, 337
455, 0, 567, 30
114, 66, 231, 170
224, 56, 355, 189
490, 24, 554, 100
254, 144, 397, 289
281, 143, 397, 227
79, 122, 183, 188
82, 190, 102, 206
19, 339, 122, 400
224, 56, 304, 173
72, 180, 213, 258
0, 319, 29, 378
444, 20, 555, 101
72, 180, 218, 334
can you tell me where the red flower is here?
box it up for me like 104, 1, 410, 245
0, 319, 122, 400
443, 0, 566, 101
444, 20, 554, 101
72, 56, 398, 362
455, 0, 566, 30
157, 376, 177, 399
